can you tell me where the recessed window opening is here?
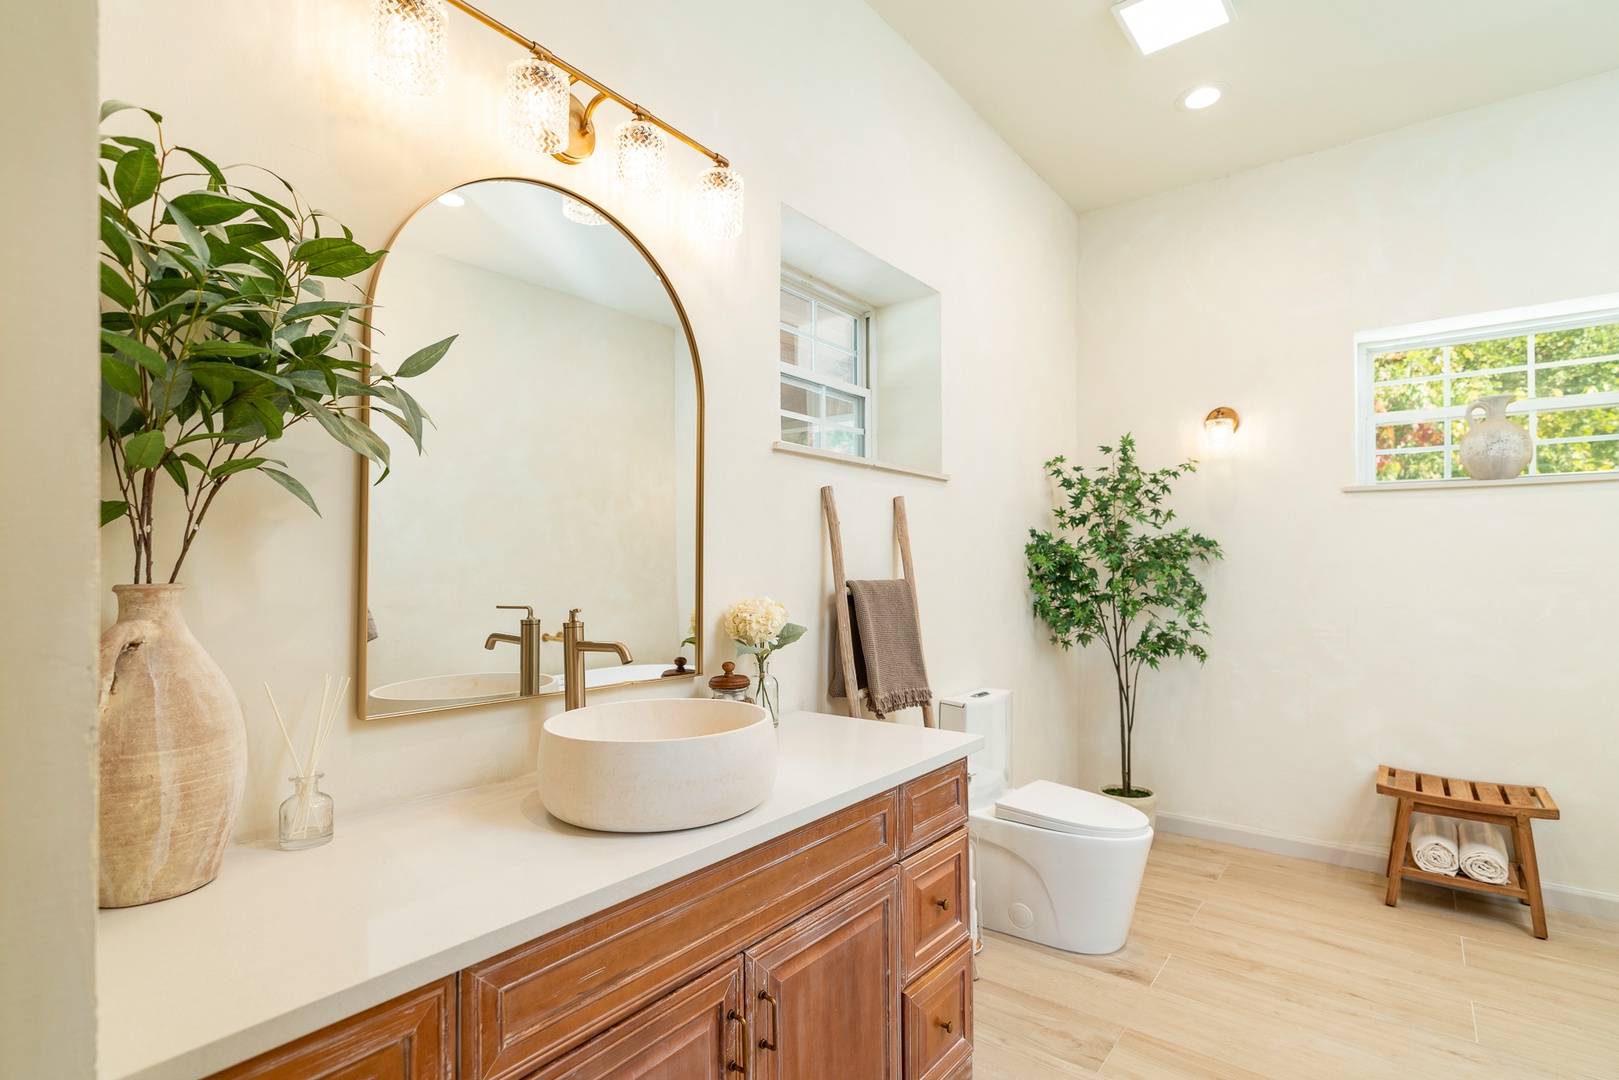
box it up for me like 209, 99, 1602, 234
1359, 303, 1619, 484
779, 269, 873, 459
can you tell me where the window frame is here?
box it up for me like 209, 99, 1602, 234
778, 268, 876, 460
1354, 295, 1619, 485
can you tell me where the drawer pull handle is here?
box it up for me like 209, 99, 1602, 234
759, 990, 780, 1051
939, 1019, 955, 1034
935, 898, 950, 911
728, 1009, 750, 1073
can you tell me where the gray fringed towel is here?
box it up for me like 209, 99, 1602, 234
828, 579, 933, 718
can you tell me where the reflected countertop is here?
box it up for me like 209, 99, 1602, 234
96, 712, 981, 1080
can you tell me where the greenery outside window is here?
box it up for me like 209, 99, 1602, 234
779, 271, 871, 458
1360, 307, 1619, 483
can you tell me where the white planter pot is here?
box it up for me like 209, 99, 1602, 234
1100, 786, 1158, 830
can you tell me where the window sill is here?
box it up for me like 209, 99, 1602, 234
770, 441, 950, 482
1342, 471, 1619, 493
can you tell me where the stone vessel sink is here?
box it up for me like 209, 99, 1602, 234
539, 698, 777, 833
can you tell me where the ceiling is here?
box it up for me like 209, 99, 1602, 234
864, 0, 1619, 213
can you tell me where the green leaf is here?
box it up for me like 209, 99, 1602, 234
224, 222, 281, 247
210, 456, 267, 479
99, 262, 136, 309
291, 237, 384, 279
161, 454, 190, 493
163, 198, 210, 265
188, 341, 267, 358
774, 622, 809, 648
122, 429, 167, 472
100, 214, 133, 265
260, 468, 320, 516
100, 99, 162, 124
112, 148, 160, 208
101, 355, 142, 397
394, 335, 457, 379
174, 146, 226, 189
101, 382, 137, 429
152, 370, 193, 416
101, 329, 166, 376
100, 500, 130, 527
166, 191, 253, 226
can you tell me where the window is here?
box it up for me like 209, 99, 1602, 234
779, 272, 871, 458
1359, 304, 1619, 484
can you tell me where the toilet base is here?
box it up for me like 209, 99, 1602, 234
971, 809, 1153, 955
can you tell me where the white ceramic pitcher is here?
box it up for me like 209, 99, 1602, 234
1458, 394, 1532, 480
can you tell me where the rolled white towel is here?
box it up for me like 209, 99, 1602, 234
1409, 813, 1459, 875
1458, 820, 1513, 885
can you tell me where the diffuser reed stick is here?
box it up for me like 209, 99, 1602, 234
265, 675, 347, 849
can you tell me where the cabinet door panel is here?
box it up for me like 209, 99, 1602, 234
207, 976, 454, 1080
899, 763, 968, 858
902, 944, 972, 1080
525, 957, 745, 1080
746, 868, 902, 1080
899, 829, 970, 984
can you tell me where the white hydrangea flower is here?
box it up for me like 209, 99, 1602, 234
721, 596, 789, 649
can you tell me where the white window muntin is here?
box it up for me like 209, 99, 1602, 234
779, 270, 873, 458
1355, 296, 1619, 484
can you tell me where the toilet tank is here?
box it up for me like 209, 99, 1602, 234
938, 688, 1010, 810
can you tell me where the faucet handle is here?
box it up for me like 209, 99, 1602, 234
567, 608, 583, 623
497, 604, 535, 620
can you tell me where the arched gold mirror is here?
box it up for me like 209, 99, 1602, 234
357, 179, 703, 719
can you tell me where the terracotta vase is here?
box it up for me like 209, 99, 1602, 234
98, 583, 246, 908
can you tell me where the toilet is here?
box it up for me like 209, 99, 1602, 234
940, 689, 1153, 956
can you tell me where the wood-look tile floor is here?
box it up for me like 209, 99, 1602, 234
972, 833, 1619, 1080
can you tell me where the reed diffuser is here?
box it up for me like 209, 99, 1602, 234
266, 676, 346, 850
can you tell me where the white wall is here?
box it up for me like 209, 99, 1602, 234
1069, 70, 1619, 904
97, 0, 1082, 841
367, 250, 682, 692
0, 2, 100, 1077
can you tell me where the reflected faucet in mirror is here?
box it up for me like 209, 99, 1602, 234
562, 608, 634, 710
484, 604, 546, 696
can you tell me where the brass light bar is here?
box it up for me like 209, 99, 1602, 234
441, 0, 729, 168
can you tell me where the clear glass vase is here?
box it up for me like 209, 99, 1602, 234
278, 773, 334, 851
753, 657, 780, 728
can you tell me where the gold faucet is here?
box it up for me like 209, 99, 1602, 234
484, 604, 546, 696
562, 608, 633, 710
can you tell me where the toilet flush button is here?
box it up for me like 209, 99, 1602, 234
1009, 902, 1034, 929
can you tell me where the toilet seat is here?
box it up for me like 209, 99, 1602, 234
994, 780, 1150, 838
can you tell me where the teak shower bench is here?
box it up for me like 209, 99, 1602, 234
1376, 765, 1560, 938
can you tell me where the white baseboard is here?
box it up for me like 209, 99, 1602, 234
1154, 811, 1619, 923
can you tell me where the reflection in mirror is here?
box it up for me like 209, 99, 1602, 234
361, 180, 701, 719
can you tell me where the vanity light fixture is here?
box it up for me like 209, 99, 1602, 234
1113, 0, 1235, 56
436, 191, 466, 207
503, 53, 571, 155
366, 0, 744, 236
1204, 406, 1240, 449
615, 117, 669, 196
561, 196, 607, 226
368, 0, 450, 96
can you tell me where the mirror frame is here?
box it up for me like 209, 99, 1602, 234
354, 178, 705, 720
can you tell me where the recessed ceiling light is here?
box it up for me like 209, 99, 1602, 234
1113, 0, 1235, 56
436, 192, 466, 207
1180, 84, 1224, 110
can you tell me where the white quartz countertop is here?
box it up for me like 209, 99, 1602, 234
97, 712, 981, 1080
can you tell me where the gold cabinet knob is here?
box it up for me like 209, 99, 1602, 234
935, 898, 950, 911
939, 1019, 955, 1034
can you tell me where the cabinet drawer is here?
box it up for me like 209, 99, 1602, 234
463, 791, 898, 1080
899, 761, 968, 857
208, 976, 455, 1080
900, 828, 971, 983
522, 957, 745, 1079
902, 943, 973, 1080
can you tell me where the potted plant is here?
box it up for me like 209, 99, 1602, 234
95, 101, 454, 906
1024, 435, 1221, 827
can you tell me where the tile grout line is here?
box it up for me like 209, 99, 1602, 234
1148, 953, 1171, 989
1470, 1000, 1479, 1043
1460, 935, 1468, 967
1096, 1027, 1128, 1075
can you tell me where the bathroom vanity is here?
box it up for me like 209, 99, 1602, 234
96, 714, 980, 1080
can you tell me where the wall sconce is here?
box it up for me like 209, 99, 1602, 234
366, 0, 745, 238
1204, 407, 1239, 449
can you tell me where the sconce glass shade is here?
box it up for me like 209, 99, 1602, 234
615, 119, 668, 196
368, 0, 449, 96
1204, 406, 1239, 449
503, 55, 570, 155
562, 196, 607, 226
693, 165, 745, 239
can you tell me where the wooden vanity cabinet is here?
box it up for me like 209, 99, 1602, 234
207, 762, 970, 1080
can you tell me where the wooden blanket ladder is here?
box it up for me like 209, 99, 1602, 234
821, 485, 935, 728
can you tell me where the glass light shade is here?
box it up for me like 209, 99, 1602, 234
562, 196, 607, 226
693, 165, 745, 239
368, 0, 449, 96
615, 119, 668, 196
1204, 407, 1239, 450
503, 55, 570, 155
